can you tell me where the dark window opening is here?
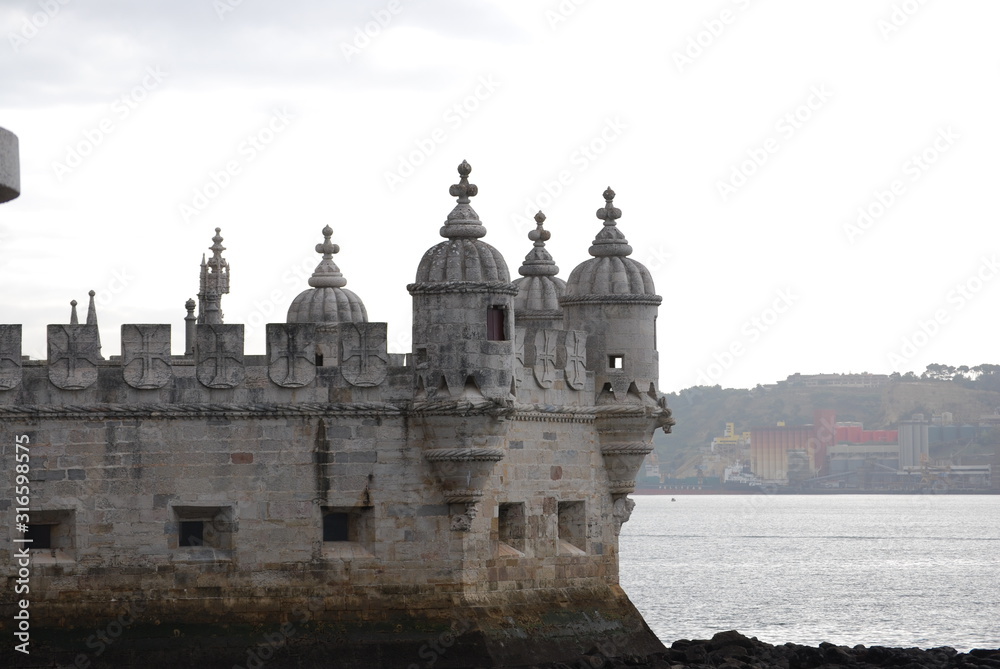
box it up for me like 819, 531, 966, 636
609, 355, 624, 370
179, 520, 204, 547
487, 306, 507, 341
26, 524, 51, 549
498, 503, 525, 553
415, 348, 428, 365
557, 501, 586, 553
315, 353, 324, 366
323, 512, 350, 542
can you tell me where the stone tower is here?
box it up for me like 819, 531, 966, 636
562, 188, 661, 403
408, 160, 517, 400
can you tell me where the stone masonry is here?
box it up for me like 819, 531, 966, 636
0, 161, 674, 668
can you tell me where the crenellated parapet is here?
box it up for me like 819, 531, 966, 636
0, 320, 401, 401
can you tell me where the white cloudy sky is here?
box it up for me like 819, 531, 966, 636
1, 0, 998, 393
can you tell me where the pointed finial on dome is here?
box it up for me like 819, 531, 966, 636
596, 187, 622, 226
449, 159, 478, 204
588, 186, 632, 258
441, 160, 486, 239
307, 226, 347, 288
69, 299, 79, 325
518, 211, 559, 277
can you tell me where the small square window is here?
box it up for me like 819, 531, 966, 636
323, 512, 350, 542
26, 524, 51, 549
609, 355, 624, 370
321, 507, 373, 558
179, 520, 204, 547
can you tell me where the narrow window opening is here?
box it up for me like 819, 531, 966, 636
323, 512, 351, 542
487, 306, 507, 341
26, 524, 52, 549
179, 520, 204, 547
498, 502, 526, 554
415, 347, 428, 365
315, 352, 324, 366
609, 355, 624, 370
557, 501, 586, 554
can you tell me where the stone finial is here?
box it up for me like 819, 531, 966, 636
596, 187, 622, 225
185, 298, 196, 314
440, 160, 486, 240
517, 211, 559, 278
449, 159, 478, 204
307, 225, 347, 289
210, 227, 226, 258
70, 300, 79, 325
588, 186, 633, 258
86, 290, 98, 326
86, 289, 102, 358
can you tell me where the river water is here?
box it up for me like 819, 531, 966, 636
619, 494, 1000, 651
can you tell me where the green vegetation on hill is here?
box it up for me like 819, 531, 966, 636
654, 368, 1000, 471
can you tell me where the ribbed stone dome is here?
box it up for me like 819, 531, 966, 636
286, 226, 368, 324
415, 239, 509, 283
562, 188, 660, 302
287, 287, 367, 324
513, 211, 565, 311
412, 160, 511, 285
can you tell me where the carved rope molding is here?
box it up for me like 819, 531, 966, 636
0, 399, 670, 422
558, 293, 663, 306
406, 280, 519, 295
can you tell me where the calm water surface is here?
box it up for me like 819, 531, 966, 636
619, 494, 1000, 651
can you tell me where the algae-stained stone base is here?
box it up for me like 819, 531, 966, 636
4, 587, 663, 669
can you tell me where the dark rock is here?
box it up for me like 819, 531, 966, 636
710, 631, 756, 651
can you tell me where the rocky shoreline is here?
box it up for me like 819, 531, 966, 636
529, 630, 1000, 669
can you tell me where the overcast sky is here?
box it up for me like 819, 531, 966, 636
1, 0, 998, 393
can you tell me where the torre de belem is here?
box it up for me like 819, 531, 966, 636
1, 161, 674, 668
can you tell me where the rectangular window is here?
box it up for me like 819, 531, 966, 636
25, 509, 75, 562
487, 306, 506, 341
498, 502, 525, 554
172, 506, 233, 554
557, 501, 586, 555
609, 355, 624, 370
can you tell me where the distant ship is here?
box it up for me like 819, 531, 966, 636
636, 465, 766, 495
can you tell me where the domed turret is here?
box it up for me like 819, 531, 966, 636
407, 161, 517, 399
561, 188, 662, 401
512, 211, 566, 321
286, 226, 367, 325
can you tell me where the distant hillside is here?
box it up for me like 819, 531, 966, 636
654, 380, 1000, 472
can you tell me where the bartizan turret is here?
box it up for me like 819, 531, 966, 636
408, 160, 517, 400
562, 187, 673, 496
